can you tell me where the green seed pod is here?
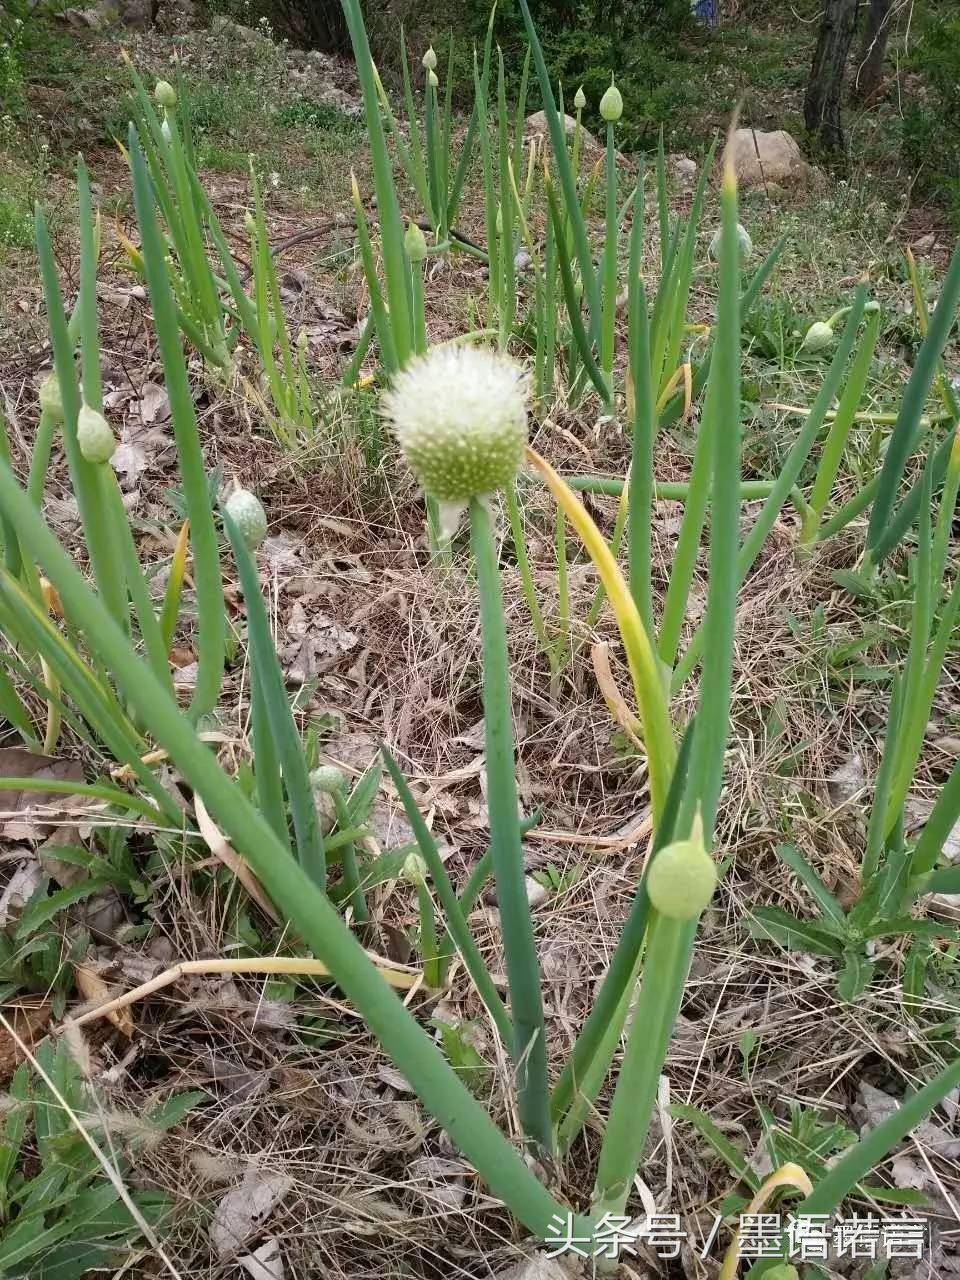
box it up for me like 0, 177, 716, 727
77, 403, 116, 464
39, 371, 63, 422
224, 487, 267, 549
422, 45, 437, 71
574, 85, 586, 111
381, 345, 529, 505
599, 81, 623, 123
646, 835, 717, 920
800, 320, 835, 352
405, 221, 428, 264
154, 79, 177, 109
310, 764, 346, 795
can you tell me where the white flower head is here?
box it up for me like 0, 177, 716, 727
709, 221, 753, 262
224, 486, 267, 549
382, 346, 529, 519
310, 764, 346, 794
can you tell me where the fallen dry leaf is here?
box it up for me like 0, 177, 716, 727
827, 753, 867, 807
240, 1238, 285, 1280
194, 794, 280, 923
210, 1168, 293, 1260
0, 748, 85, 841
0, 860, 43, 927
75, 965, 135, 1037
135, 380, 171, 424
0, 1001, 52, 1083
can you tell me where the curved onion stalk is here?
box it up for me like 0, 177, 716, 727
528, 448, 675, 818
129, 128, 225, 722
0, 461, 585, 1243
657, 234, 787, 430
470, 497, 552, 1154
863, 382, 959, 560
908, 754, 960, 888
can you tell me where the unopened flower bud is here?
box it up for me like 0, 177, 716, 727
224, 486, 267, 549
427, 68, 439, 89
800, 320, 835, 352
599, 80, 623, 123
244, 210, 257, 234
405, 221, 427, 264
574, 85, 586, 111
646, 829, 717, 920
77, 403, 115, 464
39, 371, 63, 422
154, 79, 177, 109
422, 46, 437, 71
160, 118, 172, 143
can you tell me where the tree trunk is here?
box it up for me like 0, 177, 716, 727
854, 0, 893, 101
804, 0, 861, 149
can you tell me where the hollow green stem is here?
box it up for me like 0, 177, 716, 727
470, 496, 552, 1155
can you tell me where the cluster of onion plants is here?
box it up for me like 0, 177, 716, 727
124, 67, 325, 446
4, 119, 958, 1252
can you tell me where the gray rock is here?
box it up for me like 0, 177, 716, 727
728, 128, 815, 189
